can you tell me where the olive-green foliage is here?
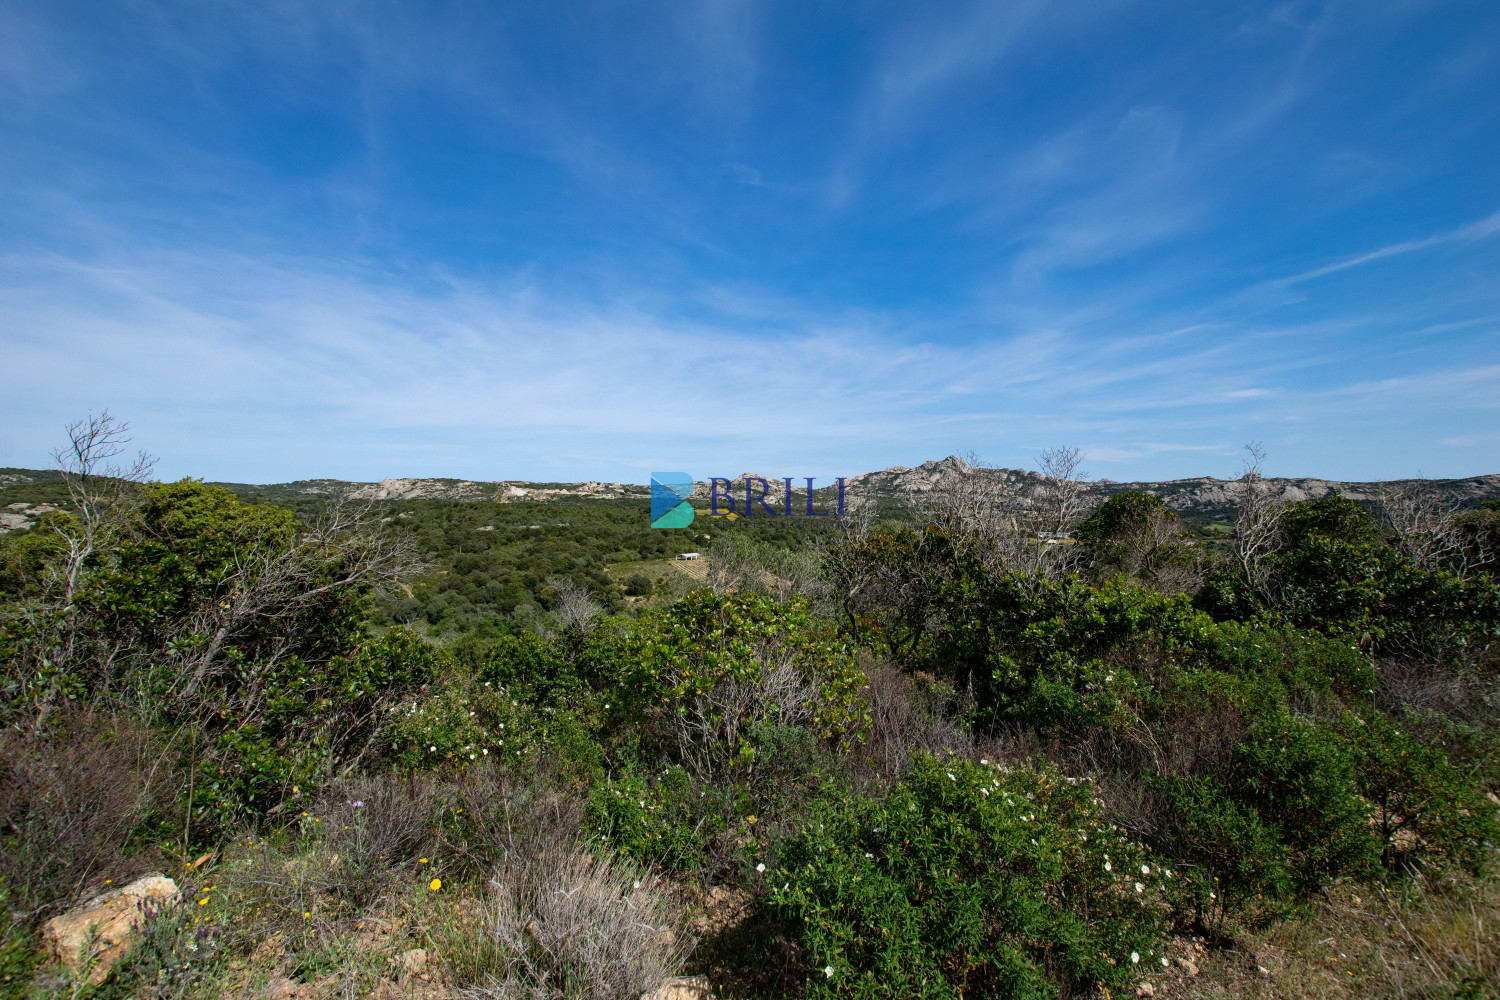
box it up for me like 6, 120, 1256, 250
1340, 711, 1497, 872
1195, 494, 1500, 657
835, 522, 1491, 920
1074, 490, 1196, 586
587, 766, 729, 871
368, 497, 826, 634
770, 755, 1169, 999
615, 590, 869, 755
1277, 492, 1382, 550
1, 480, 443, 838
1231, 714, 1382, 895
0, 882, 37, 999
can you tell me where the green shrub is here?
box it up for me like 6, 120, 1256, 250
587, 765, 728, 871
1340, 712, 1498, 872
1232, 713, 1382, 895
192, 627, 444, 834
614, 591, 869, 772
1152, 775, 1296, 926
769, 755, 1169, 998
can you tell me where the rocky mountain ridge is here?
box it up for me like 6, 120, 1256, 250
2, 460, 1496, 532
843, 455, 1500, 522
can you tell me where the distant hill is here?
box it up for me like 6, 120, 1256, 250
214, 476, 650, 504
2, 459, 1496, 533
842, 455, 1500, 525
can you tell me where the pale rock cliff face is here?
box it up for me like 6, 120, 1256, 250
839, 455, 1500, 521
1, 501, 58, 532
345, 478, 491, 501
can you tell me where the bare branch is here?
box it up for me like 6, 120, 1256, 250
1233, 442, 1286, 596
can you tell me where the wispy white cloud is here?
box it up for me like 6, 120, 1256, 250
1277, 208, 1500, 287
2, 238, 1495, 483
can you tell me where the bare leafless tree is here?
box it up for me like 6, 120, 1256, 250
549, 579, 604, 634
1233, 442, 1286, 596
1378, 475, 1491, 578
920, 448, 1092, 583
9, 413, 156, 727
1036, 445, 1091, 539
671, 647, 820, 784
48, 412, 154, 612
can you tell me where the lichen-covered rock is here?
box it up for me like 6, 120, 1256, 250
42, 875, 179, 984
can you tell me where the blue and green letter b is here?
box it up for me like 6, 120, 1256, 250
650, 472, 695, 529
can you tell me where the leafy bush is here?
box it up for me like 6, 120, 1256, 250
1231, 713, 1381, 896
1152, 775, 1296, 925
1340, 711, 1498, 872
587, 766, 728, 872
193, 626, 443, 833
614, 591, 869, 777
769, 755, 1169, 998
1075, 490, 1198, 588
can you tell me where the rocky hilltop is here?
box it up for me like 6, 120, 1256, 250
844, 455, 1500, 524
220, 477, 651, 504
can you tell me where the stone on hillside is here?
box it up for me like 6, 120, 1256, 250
643, 976, 713, 1000
42, 875, 179, 984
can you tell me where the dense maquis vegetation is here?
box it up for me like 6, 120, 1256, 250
360, 494, 827, 633
0, 420, 1496, 999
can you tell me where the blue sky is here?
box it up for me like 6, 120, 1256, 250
1, 1, 1497, 484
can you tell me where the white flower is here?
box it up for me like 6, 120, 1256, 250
429, 746, 436, 752
1131, 952, 1140, 964
981, 788, 990, 796
947, 773, 956, 781
1161, 957, 1169, 967
1135, 882, 1144, 893
980, 759, 988, 765
823, 966, 835, 979
1141, 864, 1150, 874
864, 852, 873, 859
756, 863, 766, 873
1209, 892, 1216, 900
1104, 862, 1112, 871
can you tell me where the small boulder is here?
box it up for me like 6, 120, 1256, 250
643, 976, 713, 1000
42, 875, 179, 984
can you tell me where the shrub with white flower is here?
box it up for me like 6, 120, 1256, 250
769, 755, 1165, 998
